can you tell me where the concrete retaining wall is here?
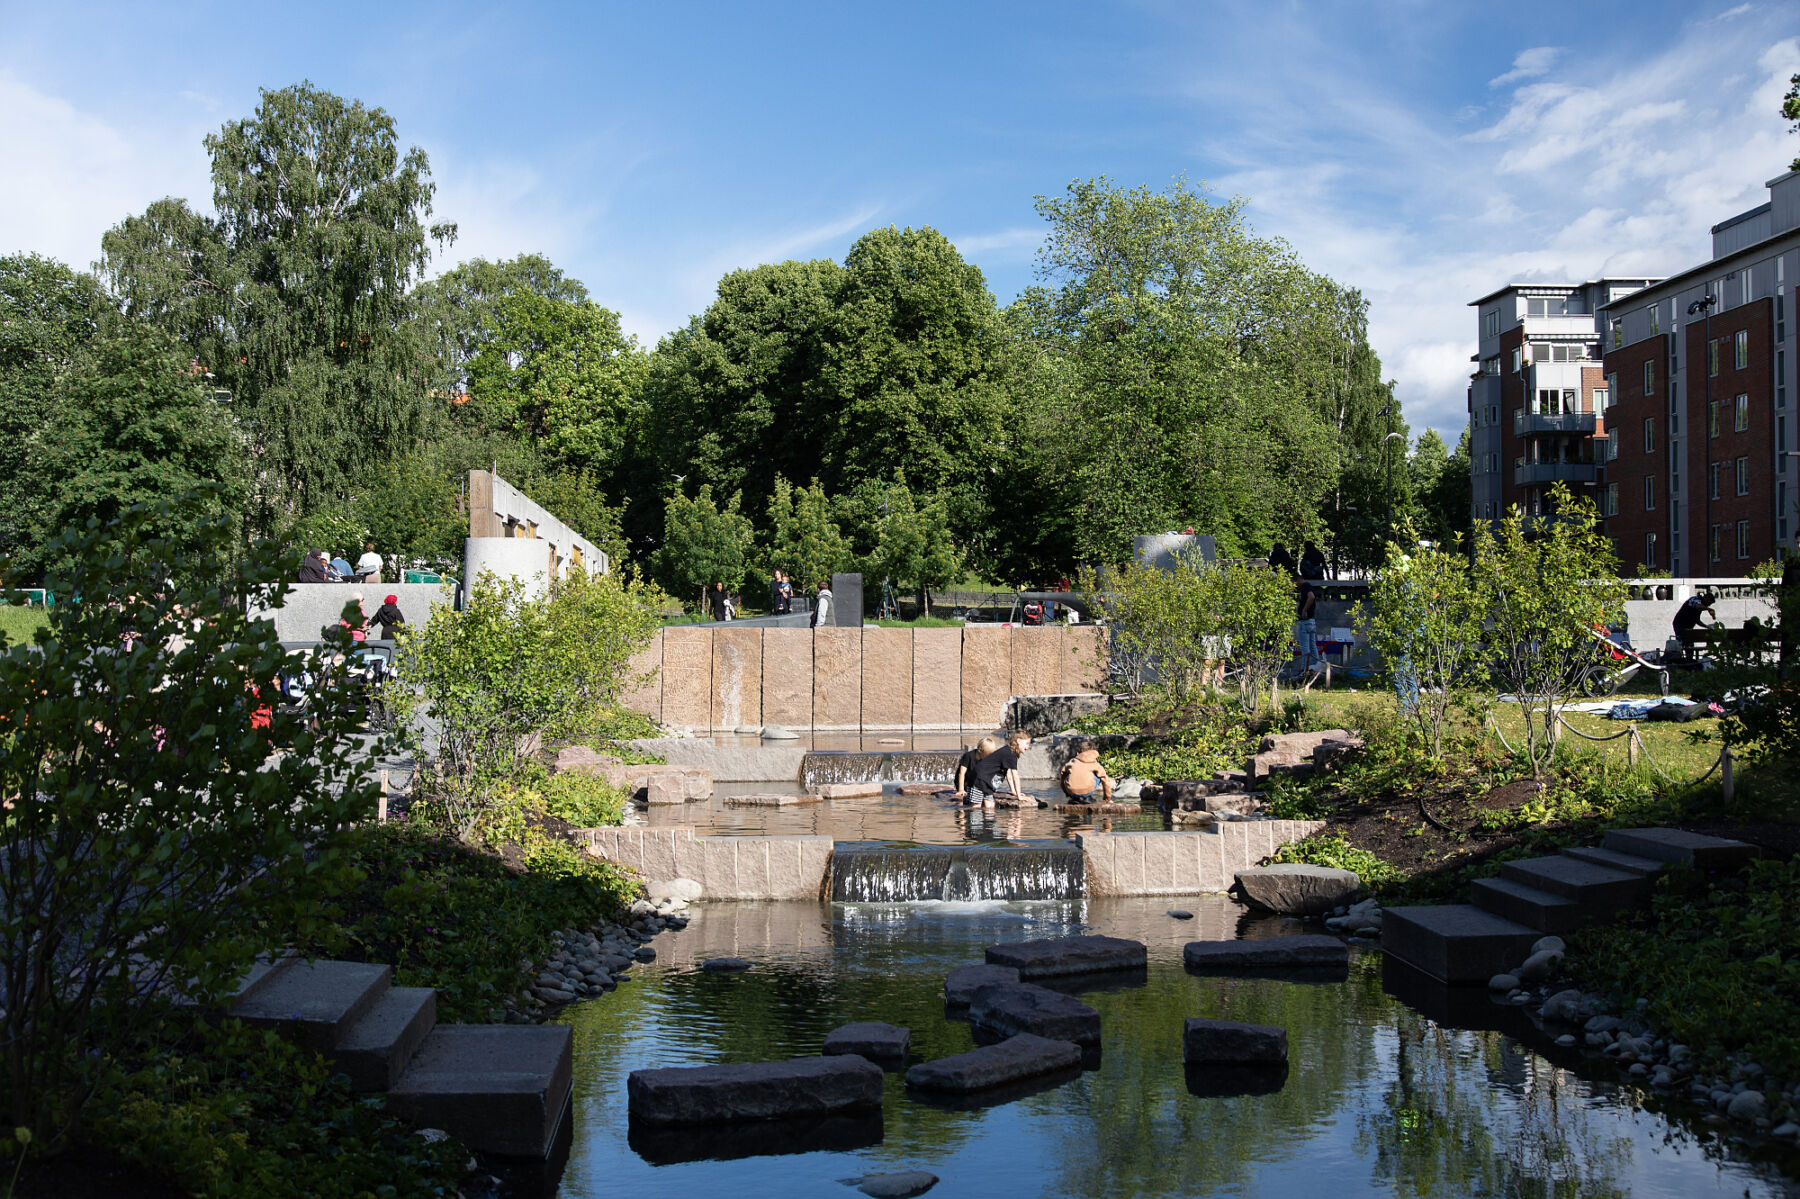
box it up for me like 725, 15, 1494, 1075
1621, 576, 1775, 651
256, 582, 453, 643
1078, 821, 1329, 897
622, 624, 1108, 732
576, 826, 833, 901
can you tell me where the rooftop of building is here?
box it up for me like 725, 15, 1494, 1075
1468, 278, 1662, 307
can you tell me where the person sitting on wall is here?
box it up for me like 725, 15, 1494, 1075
297, 550, 329, 583
811, 580, 833, 628
370, 594, 407, 640
1058, 739, 1114, 803
1268, 542, 1297, 577
329, 554, 355, 583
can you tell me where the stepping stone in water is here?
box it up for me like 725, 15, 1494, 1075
897, 783, 951, 796
1235, 864, 1360, 916
858, 1171, 939, 1198
969, 982, 1101, 1047
904, 1033, 1083, 1095
701, 957, 752, 973
823, 1021, 910, 1066
1183, 1017, 1289, 1064
1167, 910, 1195, 920
813, 782, 885, 799
944, 964, 1020, 1007
627, 1056, 884, 1126
1183, 935, 1347, 973
726, 793, 823, 806
985, 934, 1147, 979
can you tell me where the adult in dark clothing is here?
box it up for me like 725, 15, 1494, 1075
1673, 592, 1715, 660
297, 551, 329, 583
370, 594, 407, 640
1299, 541, 1327, 581
708, 581, 729, 622
1268, 543, 1298, 577
1294, 579, 1320, 672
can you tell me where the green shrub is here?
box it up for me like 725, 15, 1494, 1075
538, 771, 627, 828
1271, 833, 1400, 890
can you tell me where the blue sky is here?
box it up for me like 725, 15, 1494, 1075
3, 1, 1797, 443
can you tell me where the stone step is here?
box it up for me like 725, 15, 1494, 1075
1603, 827, 1757, 870
389, 1025, 574, 1159
1560, 845, 1665, 877
1499, 855, 1654, 910
332, 986, 438, 1093
1381, 904, 1540, 985
228, 959, 392, 1053
1469, 877, 1584, 934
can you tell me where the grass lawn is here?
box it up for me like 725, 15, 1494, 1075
0, 604, 50, 644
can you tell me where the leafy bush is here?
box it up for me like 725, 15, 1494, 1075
1357, 536, 1486, 759
1104, 722, 1257, 783
1271, 833, 1401, 890
538, 771, 627, 828
87, 1022, 466, 1198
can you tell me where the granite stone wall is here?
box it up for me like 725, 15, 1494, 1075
1078, 822, 1329, 897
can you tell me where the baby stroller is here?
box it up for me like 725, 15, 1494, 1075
1577, 624, 1670, 698
347, 645, 395, 731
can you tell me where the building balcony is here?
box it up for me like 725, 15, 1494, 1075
1513, 461, 1598, 487
1513, 410, 1598, 436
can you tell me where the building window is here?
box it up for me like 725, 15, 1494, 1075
1709, 339, 1720, 377
1737, 520, 1750, 559
1482, 356, 1500, 375
1485, 310, 1499, 338
1605, 482, 1619, 516
1736, 330, 1749, 369
1710, 400, 1720, 438
1645, 476, 1656, 510
1710, 462, 1721, 499
1532, 343, 1551, 363
1611, 319, 1623, 348
1649, 305, 1660, 335
1512, 348, 1522, 373
1735, 393, 1749, 432
1711, 524, 1721, 563
1737, 456, 1749, 495
1644, 361, 1654, 395
1594, 387, 1610, 410
1645, 532, 1657, 569
1644, 418, 1656, 452
1781, 416, 1789, 473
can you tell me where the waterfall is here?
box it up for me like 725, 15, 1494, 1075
831, 842, 1084, 902
802, 751, 964, 787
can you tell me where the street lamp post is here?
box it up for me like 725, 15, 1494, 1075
1689, 293, 1716, 573
1378, 404, 1396, 543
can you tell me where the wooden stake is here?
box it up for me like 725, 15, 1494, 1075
1722, 745, 1735, 802
379, 770, 389, 823
1627, 726, 1640, 769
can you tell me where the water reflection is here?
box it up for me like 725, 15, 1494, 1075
553, 897, 1800, 1199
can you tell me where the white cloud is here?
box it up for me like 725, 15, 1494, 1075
1489, 46, 1563, 88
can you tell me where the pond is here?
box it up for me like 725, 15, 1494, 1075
550, 896, 1800, 1198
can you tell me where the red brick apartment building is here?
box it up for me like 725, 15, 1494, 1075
1469, 170, 1800, 574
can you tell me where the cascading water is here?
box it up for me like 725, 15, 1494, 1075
802, 751, 964, 788
830, 841, 1084, 902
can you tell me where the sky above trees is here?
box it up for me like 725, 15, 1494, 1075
1, 0, 1796, 443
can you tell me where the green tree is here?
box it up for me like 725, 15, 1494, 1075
848, 471, 963, 612
354, 452, 465, 570
30, 325, 244, 575
766, 476, 851, 594
0, 254, 110, 574
652, 486, 755, 610
1359, 535, 1486, 758
1784, 72, 1800, 171
98, 81, 453, 530
1407, 428, 1470, 550
411, 253, 589, 397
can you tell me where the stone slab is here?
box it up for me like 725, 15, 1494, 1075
1183, 935, 1348, 973
1469, 877, 1584, 934
711, 626, 762, 733
1380, 904, 1539, 985
960, 625, 1013, 728
1499, 855, 1652, 908
968, 982, 1101, 1046
628, 1111, 882, 1165
903, 1033, 1084, 1094
618, 629, 663, 725
332, 985, 437, 1093
388, 1024, 573, 1159
1011, 626, 1065, 697
761, 627, 813, 730
1061, 624, 1105, 694
944, 964, 1021, 1006
660, 627, 713, 731
1235, 864, 1360, 916
823, 1021, 910, 1064
628, 739, 808, 783
984, 935, 1146, 979
912, 626, 962, 729
813, 782, 883, 799
1182, 1017, 1289, 1064
626, 1054, 884, 1126
861, 626, 914, 728
1603, 827, 1756, 870
229, 959, 391, 1052
725, 792, 823, 806
1560, 845, 1665, 877
813, 627, 862, 731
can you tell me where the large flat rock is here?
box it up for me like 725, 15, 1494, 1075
627, 1055, 884, 1126
228, 959, 391, 1052
388, 1024, 573, 1159
1182, 1017, 1289, 1064
904, 1033, 1083, 1095
985, 935, 1147, 979
332, 986, 437, 1092
944, 964, 1020, 1006
823, 1021, 910, 1064
1183, 936, 1348, 973
1235, 864, 1360, 915
968, 982, 1101, 1047
1380, 904, 1538, 985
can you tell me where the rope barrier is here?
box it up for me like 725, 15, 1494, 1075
1486, 709, 1728, 789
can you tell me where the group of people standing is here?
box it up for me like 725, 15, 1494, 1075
705, 571, 835, 627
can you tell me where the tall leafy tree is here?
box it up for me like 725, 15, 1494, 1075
98, 81, 453, 531
651, 485, 754, 609
0, 255, 110, 572
411, 253, 589, 397
765, 476, 851, 593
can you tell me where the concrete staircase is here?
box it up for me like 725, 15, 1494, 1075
1382, 827, 1755, 984
222, 955, 571, 1159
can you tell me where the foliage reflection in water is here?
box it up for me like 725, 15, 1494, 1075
553, 897, 1798, 1199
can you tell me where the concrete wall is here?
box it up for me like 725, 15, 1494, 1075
1621, 577, 1777, 652
576, 826, 833, 901
622, 624, 1108, 732
256, 582, 453, 642
1079, 822, 1329, 897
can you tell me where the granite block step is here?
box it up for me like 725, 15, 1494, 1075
1603, 827, 1756, 870
1560, 845, 1666, 877
1381, 904, 1539, 985
1469, 877, 1584, 934
1499, 855, 1653, 909
228, 959, 391, 1052
389, 1025, 574, 1159
333, 986, 438, 1093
